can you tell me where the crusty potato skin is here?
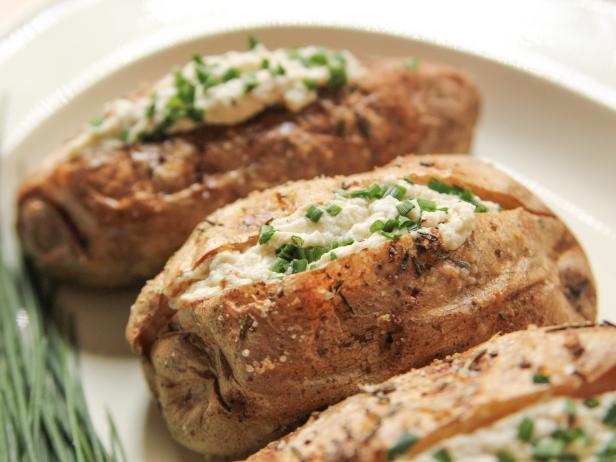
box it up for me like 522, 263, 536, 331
17, 59, 480, 288
125, 155, 596, 459
245, 325, 616, 462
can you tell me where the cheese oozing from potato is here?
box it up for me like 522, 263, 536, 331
410, 392, 616, 462
67, 41, 365, 157
180, 179, 499, 301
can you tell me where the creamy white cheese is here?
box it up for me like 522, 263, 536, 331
179, 179, 499, 301
67, 42, 365, 156
410, 392, 616, 462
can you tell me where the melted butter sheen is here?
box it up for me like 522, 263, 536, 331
67, 43, 366, 156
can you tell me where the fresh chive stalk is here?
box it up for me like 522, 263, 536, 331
0, 247, 126, 461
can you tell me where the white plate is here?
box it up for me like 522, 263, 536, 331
2, 25, 616, 462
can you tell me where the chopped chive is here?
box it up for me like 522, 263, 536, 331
276, 243, 298, 261
292, 259, 308, 273
385, 184, 407, 200
261, 58, 270, 69
330, 253, 337, 261
304, 246, 328, 262
496, 451, 515, 462
334, 188, 350, 198
291, 235, 304, 247
370, 220, 385, 233
474, 203, 488, 213
120, 128, 130, 143
303, 79, 319, 90
433, 448, 451, 462
244, 80, 258, 94
428, 178, 452, 194
405, 57, 419, 70
383, 219, 398, 232
532, 436, 565, 460
271, 257, 290, 273
258, 224, 275, 244
222, 67, 241, 82
565, 399, 576, 416
270, 64, 286, 76
533, 373, 551, 384
583, 397, 600, 408
337, 238, 354, 247
306, 205, 324, 223
417, 198, 437, 212
398, 216, 417, 229
396, 200, 415, 217
192, 53, 205, 66
325, 203, 342, 217
145, 93, 157, 119
90, 115, 104, 127
308, 52, 328, 66
386, 432, 419, 461
403, 176, 414, 184
247, 35, 258, 50
327, 62, 347, 91
518, 417, 534, 442
604, 401, 616, 427
380, 230, 397, 240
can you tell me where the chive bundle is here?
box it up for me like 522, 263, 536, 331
0, 249, 125, 461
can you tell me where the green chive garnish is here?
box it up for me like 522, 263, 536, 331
496, 451, 515, 462
604, 401, 616, 427
306, 205, 324, 223
518, 417, 534, 442
291, 235, 304, 247
303, 79, 319, 90
330, 253, 337, 261
385, 184, 407, 200
532, 436, 565, 460
370, 220, 385, 233
248, 35, 258, 50
271, 257, 290, 273
120, 127, 130, 143
258, 224, 275, 244
261, 58, 270, 69
325, 203, 342, 216
417, 198, 437, 212
222, 67, 241, 82
292, 259, 308, 273
396, 200, 415, 217
433, 448, 451, 462
533, 373, 551, 384
583, 397, 600, 408
386, 432, 419, 461
428, 178, 451, 194
403, 176, 414, 184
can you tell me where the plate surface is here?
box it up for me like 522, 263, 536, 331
3, 25, 616, 461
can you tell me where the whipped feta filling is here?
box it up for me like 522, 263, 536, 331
67, 39, 365, 156
180, 178, 499, 301
410, 392, 616, 462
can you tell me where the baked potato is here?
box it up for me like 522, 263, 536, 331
126, 154, 596, 459
245, 324, 616, 462
17, 43, 480, 288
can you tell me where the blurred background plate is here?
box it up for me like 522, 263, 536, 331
1, 19, 616, 462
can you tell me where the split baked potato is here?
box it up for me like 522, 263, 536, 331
126, 154, 596, 459
245, 324, 616, 462
17, 52, 480, 288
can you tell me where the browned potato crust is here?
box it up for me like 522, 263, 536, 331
245, 324, 616, 462
17, 58, 480, 287
126, 155, 596, 459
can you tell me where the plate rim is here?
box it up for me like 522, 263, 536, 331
3, 20, 616, 156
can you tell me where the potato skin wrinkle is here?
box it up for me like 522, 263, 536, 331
244, 325, 616, 462
126, 154, 596, 459
18, 58, 480, 287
